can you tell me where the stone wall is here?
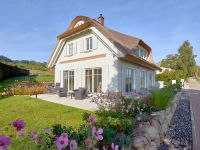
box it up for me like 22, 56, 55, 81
131, 91, 181, 150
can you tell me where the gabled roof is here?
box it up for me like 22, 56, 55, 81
57, 16, 151, 56
48, 16, 162, 71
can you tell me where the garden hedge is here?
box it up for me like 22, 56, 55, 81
0, 62, 29, 81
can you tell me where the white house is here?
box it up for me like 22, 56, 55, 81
48, 15, 162, 95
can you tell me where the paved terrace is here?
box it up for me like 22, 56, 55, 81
31, 94, 98, 111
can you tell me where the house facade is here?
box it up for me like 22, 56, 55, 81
48, 15, 161, 95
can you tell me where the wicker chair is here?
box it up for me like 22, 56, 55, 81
74, 87, 87, 100
58, 88, 67, 97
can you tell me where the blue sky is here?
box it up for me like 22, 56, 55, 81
0, 0, 199, 65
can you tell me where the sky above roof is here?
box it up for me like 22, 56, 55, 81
0, 0, 199, 65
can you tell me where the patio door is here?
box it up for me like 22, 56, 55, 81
85, 68, 102, 93
63, 70, 74, 91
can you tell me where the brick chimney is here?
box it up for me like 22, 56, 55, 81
98, 14, 104, 26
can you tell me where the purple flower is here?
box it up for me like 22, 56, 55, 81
55, 134, 68, 150
112, 109, 116, 112
87, 115, 95, 124
11, 120, 26, 131
111, 143, 119, 150
43, 129, 52, 134
0, 135, 12, 150
92, 127, 103, 141
70, 140, 77, 150
18, 131, 26, 138
60, 133, 68, 139
84, 138, 92, 149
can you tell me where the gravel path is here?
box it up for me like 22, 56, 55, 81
159, 90, 192, 150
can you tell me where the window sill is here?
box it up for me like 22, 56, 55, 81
83, 50, 93, 53
65, 54, 73, 57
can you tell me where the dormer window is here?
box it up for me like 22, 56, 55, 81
86, 37, 93, 50
134, 47, 148, 60
74, 20, 85, 28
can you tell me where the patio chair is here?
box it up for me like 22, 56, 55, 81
58, 88, 67, 97
74, 87, 87, 100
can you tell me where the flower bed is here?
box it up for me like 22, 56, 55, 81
0, 80, 48, 99
0, 84, 181, 149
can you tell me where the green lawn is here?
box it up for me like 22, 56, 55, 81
0, 75, 54, 92
0, 96, 88, 135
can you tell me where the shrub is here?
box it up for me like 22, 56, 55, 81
150, 84, 179, 110
10, 80, 47, 95
0, 62, 29, 81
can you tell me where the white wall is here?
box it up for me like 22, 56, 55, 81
54, 27, 156, 94
54, 29, 118, 92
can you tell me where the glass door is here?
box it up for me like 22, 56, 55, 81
63, 70, 74, 91
85, 68, 102, 93
63, 71, 68, 91
85, 69, 92, 93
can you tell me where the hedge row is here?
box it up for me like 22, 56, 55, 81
0, 62, 29, 81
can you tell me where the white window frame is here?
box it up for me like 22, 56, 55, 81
125, 68, 136, 93
86, 37, 93, 51
138, 47, 148, 60
63, 70, 74, 91
68, 43, 73, 56
85, 67, 102, 93
140, 71, 147, 89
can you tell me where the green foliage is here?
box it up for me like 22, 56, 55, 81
156, 69, 186, 85
160, 54, 179, 69
0, 62, 29, 81
0, 75, 54, 93
160, 40, 197, 78
151, 84, 179, 109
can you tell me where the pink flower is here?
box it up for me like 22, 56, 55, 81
111, 143, 119, 150
70, 140, 77, 150
84, 138, 92, 149
92, 127, 103, 141
87, 115, 95, 124
60, 133, 68, 139
11, 120, 26, 131
127, 104, 132, 110
55, 133, 68, 150
0, 135, 12, 150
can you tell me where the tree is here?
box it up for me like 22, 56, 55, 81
160, 54, 179, 69
159, 40, 196, 78
177, 41, 196, 77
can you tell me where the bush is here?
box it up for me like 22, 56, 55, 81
151, 84, 179, 109
156, 69, 186, 85
0, 62, 29, 81
9, 81, 47, 95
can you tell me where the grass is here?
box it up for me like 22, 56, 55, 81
0, 96, 89, 149
0, 96, 87, 133
0, 75, 54, 93
151, 85, 178, 109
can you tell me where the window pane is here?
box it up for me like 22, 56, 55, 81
85, 69, 92, 93
90, 37, 93, 49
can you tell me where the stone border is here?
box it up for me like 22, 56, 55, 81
131, 91, 182, 149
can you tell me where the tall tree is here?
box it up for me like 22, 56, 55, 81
160, 54, 179, 69
177, 41, 196, 77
